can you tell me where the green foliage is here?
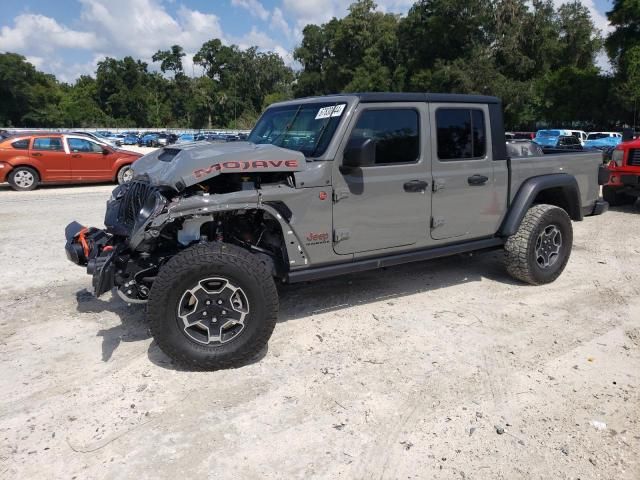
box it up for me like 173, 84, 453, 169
0, 0, 636, 129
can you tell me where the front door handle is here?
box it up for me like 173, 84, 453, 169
467, 174, 489, 186
72, 154, 81, 158
404, 180, 428, 193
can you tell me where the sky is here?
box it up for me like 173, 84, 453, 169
0, 0, 614, 83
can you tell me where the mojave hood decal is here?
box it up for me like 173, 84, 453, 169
131, 141, 306, 188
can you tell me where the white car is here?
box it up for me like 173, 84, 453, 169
568, 130, 588, 145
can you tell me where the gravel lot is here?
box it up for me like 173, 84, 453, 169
0, 183, 638, 479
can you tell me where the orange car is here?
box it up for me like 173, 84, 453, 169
0, 132, 142, 191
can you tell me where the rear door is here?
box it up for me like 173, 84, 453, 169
30, 136, 71, 180
429, 104, 501, 240
66, 136, 112, 180
332, 103, 430, 254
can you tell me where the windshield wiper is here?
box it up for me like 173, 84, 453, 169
269, 104, 303, 147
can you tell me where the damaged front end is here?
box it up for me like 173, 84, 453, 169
65, 142, 307, 304
65, 180, 171, 303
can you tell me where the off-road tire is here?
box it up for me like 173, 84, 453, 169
602, 186, 634, 206
116, 165, 133, 184
147, 242, 278, 370
504, 204, 573, 285
8, 166, 39, 191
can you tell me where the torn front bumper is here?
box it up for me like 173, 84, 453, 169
65, 221, 118, 297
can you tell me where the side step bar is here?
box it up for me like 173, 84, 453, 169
286, 237, 505, 283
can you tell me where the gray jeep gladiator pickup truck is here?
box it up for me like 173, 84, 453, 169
65, 93, 609, 369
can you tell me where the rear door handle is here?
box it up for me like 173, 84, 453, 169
72, 154, 81, 158
31, 152, 42, 157
467, 174, 489, 186
404, 180, 428, 193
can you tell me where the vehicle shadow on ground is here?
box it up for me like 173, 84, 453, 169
608, 201, 639, 215
74, 288, 269, 371
75, 289, 148, 362
75, 250, 518, 370
277, 250, 518, 323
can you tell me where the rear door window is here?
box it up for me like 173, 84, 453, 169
436, 109, 486, 160
33, 137, 64, 151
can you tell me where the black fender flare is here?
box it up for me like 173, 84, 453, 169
499, 174, 582, 237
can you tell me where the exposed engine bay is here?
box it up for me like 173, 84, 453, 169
65, 171, 295, 304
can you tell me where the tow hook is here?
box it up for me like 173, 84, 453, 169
117, 281, 150, 304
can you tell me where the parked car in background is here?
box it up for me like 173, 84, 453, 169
176, 133, 195, 143
177, 133, 207, 143
584, 132, 622, 150
156, 133, 169, 147
123, 133, 139, 145
205, 133, 226, 142
71, 131, 119, 148
513, 132, 535, 140
0, 133, 141, 191
569, 130, 588, 145
139, 133, 161, 147
604, 132, 640, 206
540, 135, 584, 153
534, 129, 571, 147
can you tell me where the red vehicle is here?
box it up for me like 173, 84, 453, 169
0, 133, 142, 191
605, 133, 640, 206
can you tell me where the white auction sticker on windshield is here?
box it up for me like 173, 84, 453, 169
331, 104, 346, 117
315, 104, 346, 120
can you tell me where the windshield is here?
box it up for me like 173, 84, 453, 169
537, 130, 561, 137
248, 102, 347, 157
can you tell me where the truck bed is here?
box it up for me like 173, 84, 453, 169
509, 151, 603, 211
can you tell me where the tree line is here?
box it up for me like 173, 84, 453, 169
0, 0, 638, 130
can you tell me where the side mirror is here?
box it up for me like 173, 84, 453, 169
622, 128, 634, 142
342, 138, 376, 172
102, 147, 110, 155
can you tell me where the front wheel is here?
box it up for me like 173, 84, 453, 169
504, 204, 573, 285
116, 165, 133, 184
147, 243, 278, 370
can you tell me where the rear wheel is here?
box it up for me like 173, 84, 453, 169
504, 204, 573, 285
147, 242, 278, 370
116, 165, 133, 184
603, 186, 635, 206
8, 166, 39, 191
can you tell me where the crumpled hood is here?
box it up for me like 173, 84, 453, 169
131, 141, 305, 189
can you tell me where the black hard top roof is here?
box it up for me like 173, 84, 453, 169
292, 92, 501, 104
352, 92, 501, 104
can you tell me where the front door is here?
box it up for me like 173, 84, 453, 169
30, 136, 71, 180
429, 104, 501, 240
66, 137, 112, 180
332, 103, 430, 255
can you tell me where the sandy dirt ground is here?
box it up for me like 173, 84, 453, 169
0, 183, 638, 480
